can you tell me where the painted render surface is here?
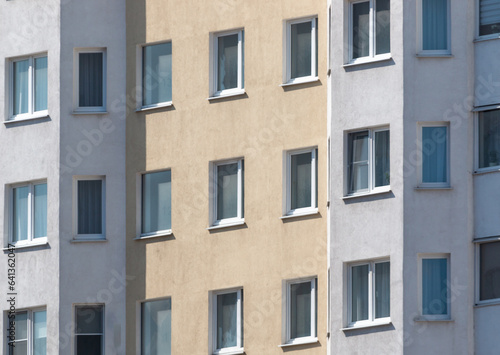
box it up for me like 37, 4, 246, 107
125, 0, 327, 354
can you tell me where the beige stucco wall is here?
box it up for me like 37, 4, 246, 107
126, 0, 327, 353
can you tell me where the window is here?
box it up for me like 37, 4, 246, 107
284, 17, 318, 84
211, 289, 243, 354
477, 241, 500, 303
7, 309, 46, 355
419, 254, 450, 320
347, 128, 390, 195
210, 30, 244, 97
141, 170, 171, 237
284, 148, 318, 216
141, 42, 172, 109
283, 278, 317, 345
419, 0, 450, 54
74, 49, 106, 112
479, 0, 500, 36
9, 54, 48, 120
141, 298, 171, 355
419, 124, 449, 187
210, 160, 244, 227
349, 0, 390, 62
75, 177, 105, 239
9, 181, 47, 246
477, 109, 500, 170
348, 260, 390, 327
75, 305, 103, 355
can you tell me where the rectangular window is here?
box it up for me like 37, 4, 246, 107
75, 305, 103, 355
142, 42, 172, 108
478, 241, 500, 303
75, 177, 105, 238
285, 148, 318, 216
349, 0, 390, 62
141, 298, 171, 355
211, 30, 244, 97
10, 181, 47, 245
420, 0, 450, 53
477, 109, 500, 170
347, 128, 390, 195
419, 255, 450, 319
284, 278, 317, 345
7, 309, 46, 355
211, 289, 243, 354
141, 170, 172, 236
9, 54, 48, 120
75, 49, 106, 112
480, 0, 500, 36
420, 124, 449, 187
348, 260, 390, 327
285, 17, 318, 84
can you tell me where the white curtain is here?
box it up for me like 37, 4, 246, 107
142, 299, 171, 355
217, 292, 237, 349
217, 163, 239, 220
480, 241, 500, 301
79, 53, 103, 107
143, 43, 172, 106
352, 1, 370, 58
142, 171, 171, 234
290, 282, 312, 339
375, 262, 390, 318
376, 0, 391, 55
77, 180, 102, 234
34, 310, 47, 355
218, 34, 238, 90
374, 130, 390, 187
34, 57, 48, 112
13, 59, 29, 115
349, 132, 369, 193
13, 186, 29, 242
34, 183, 47, 239
422, 126, 447, 183
351, 265, 369, 322
422, 0, 448, 50
291, 152, 312, 209
480, 0, 500, 35
422, 258, 448, 315
291, 21, 312, 79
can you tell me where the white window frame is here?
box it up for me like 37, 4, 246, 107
73, 48, 107, 113
474, 108, 500, 173
8, 180, 48, 247
346, 259, 391, 328
348, 0, 391, 64
283, 148, 318, 217
8, 53, 48, 121
73, 176, 106, 240
74, 304, 104, 355
283, 17, 318, 84
209, 29, 244, 99
474, 238, 500, 306
282, 277, 317, 346
210, 288, 243, 355
6, 307, 47, 355
345, 127, 390, 196
417, 122, 450, 188
417, 253, 451, 321
416, 0, 451, 56
209, 159, 244, 228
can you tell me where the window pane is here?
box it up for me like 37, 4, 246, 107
291, 21, 312, 79
217, 292, 238, 349
217, 163, 239, 220
142, 299, 171, 355
352, 1, 370, 59
351, 264, 369, 322
480, 241, 500, 301
376, 0, 391, 54
142, 171, 171, 234
34, 310, 47, 355
422, 126, 447, 183
10, 341, 27, 355
76, 306, 103, 334
480, 0, 500, 36
79, 53, 103, 107
217, 34, 239, 91
34, 184, 47, 238
143, 43, 172, 106
13, 59, 29, 115
348, 132, 369, 193
15, 311, 28, 340
13, 186, 29, 242
374, 130, 390, 187
375, 262, 390, 318
76, 335, 102, 355
478, 110, 500, 168
422, 0, 448, 50
291, 152, 312, 210
422, 258, 448, 315
77, 180, 102, 234
290, 282, 312, 339
34, 57, 48, 112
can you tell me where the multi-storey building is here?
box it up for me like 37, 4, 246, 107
125, 0, 328, 353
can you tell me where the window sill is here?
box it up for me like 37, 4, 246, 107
71, 238, 108, 243
416, 53, 453, 58
474, 300, 500, 308
341, 320, 392, 331
473, 167, 500, 176
279, 337, 318, 348
207, 220, 245, 231
136, 102, 173, 112
213, 348, 244, 355
280, 77, 319, 87
3, 239, 48, 251
208, 89, 246, 101
343, 188, 391, 200
343, 54, 392, 68
473, 235, 500, 243
281, 209, 318, 220
474, 34, 500, 43
413, 317, 453, 322
134, 230, 173, 240
72, 110, 108, 115
414, 186, 452, 190
4, 114, 49, 125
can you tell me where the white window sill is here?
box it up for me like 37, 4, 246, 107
208, 89, 246, 101
474, 34, 500, 43
134, 230, 173, 240
341, 320, 392, 331
4, 114, 49, 125
416, 52, 453, 58
71, 238, 108, 243
343, 188, 391, 200
136, 102, 173, 112
207, 220, 245, 231
280, 77, 319, 87
343, 54, 392, 68
473, 167, 500, 175
3, 238, 48, 251
72, 110, 108, 115
213, 348, 244, 355
413, 317, 453, 322
475, 299, 500, 308
473, 235, 500, 243
279, 337, 318, 348
414, 186, 452, 190
281, 208, 319, 220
